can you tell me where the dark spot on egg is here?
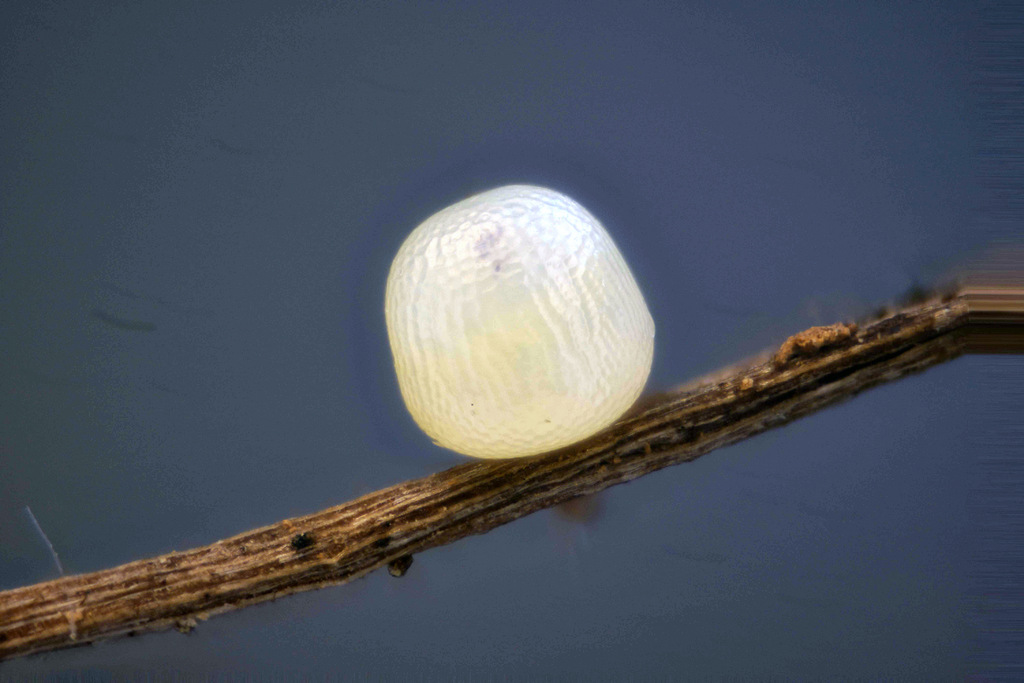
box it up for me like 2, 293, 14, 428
290, 532, 316, 551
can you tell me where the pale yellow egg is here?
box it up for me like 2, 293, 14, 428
385, 185, 654, 459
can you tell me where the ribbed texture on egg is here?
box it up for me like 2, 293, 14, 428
385, 185, 654, 459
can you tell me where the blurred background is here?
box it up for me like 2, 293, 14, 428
1, 1, 1019, 677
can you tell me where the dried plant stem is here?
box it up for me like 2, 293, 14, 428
0, 292, 988, 661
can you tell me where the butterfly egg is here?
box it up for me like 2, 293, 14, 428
385, 185, 655, 459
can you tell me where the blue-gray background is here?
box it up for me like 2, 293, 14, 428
1, 1, 1017, 678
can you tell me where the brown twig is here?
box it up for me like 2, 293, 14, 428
0, 289, 1003, 661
